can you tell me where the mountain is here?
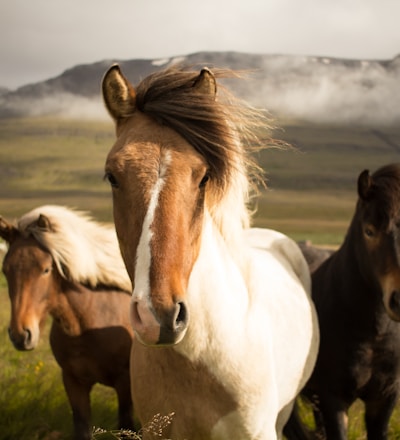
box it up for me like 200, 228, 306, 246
1, 51, 399, 125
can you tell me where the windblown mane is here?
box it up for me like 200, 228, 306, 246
369, 163, 400, 227
17, 205, 131, 292
134, 66, 278, 243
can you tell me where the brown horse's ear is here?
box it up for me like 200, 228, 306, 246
358, 169, 372, 200
193, 68, 217, 98
36, 214, 53, 231
102, 64, 137, 121
0, 216, 18, 243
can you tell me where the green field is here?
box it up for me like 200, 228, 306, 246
1, 116, 400, 439
1, 117, 399, 244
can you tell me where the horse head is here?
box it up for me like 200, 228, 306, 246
102, 66, 219, 346
355, 164, 400, 321
1, 214, 56, 350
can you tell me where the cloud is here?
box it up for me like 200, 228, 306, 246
254, 56, 400, 125
3, 53, 399, 126
1, 0, 400, 89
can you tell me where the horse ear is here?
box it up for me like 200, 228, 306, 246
36, 214, 53, 231
0, 216, 18, 243
193, 68, 217, 97
358, 169, 372, 200
102, 64, 137, 121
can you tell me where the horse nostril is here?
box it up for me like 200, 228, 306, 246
175, 301, 189, 329
156, 301, 189, 346
389, 290, 400, 319
24, 328, 32, 344
8, 327, 33, 350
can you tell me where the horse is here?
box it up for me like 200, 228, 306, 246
297, 240, 335, 274
292, 164, 400, 440
0, 205, 135, 440
101, 64, 319, 440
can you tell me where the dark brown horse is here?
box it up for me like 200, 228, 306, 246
0, 205, 135, 440
291, 164, 400, 440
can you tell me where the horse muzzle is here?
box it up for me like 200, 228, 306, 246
8, 325, 39, 351
130, 298, 189, 346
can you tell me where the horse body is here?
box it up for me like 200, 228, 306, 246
102, 65, 319, 439
0, 206, 134, 440
131, 210, 317, 440
186, 225, 316, 437
301, 164, 400, 440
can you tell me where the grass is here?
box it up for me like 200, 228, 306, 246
1, 116, 400, 438
0, 117, 115, 221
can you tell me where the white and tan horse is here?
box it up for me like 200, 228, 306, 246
102, 64, 319, 440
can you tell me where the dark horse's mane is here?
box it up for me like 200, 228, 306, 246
341, 163, 400, 249
361, 164, 400, 228
133, 65, 273, 198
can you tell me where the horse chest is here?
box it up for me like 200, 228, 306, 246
320, 317, 400, 391
131, 340, 239, 439
49, 321, 131, 384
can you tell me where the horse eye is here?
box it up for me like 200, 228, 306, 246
104, 172, 119, 188
365, 227, 375, 237
43, 267, 51, 275
199, 174, 210, 188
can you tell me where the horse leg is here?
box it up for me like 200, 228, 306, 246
312, 405, 327, 439
114, 375, 136, 430
62, 370, 92, 440
364, 392, 398, 440
318, 396, 348, 440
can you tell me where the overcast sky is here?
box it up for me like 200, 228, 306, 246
1, 0, 399, 90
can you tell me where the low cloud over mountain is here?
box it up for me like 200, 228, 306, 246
1, 51, 399, 125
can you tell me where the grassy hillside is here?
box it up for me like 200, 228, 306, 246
1, 117, 399, 245
0, 117, 115, 221
255, 120, 400, 243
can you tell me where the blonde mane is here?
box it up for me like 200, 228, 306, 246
17, 205, 131, 292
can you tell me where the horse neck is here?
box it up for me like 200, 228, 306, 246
181, 212, 249, 359
323, 218, 382, 308
49, 277, 93, 337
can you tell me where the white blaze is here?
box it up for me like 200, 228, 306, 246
132, 152, 171, 302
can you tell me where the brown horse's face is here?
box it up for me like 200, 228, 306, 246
357, 168, 400, 321
3, 235, 55, 350
105, 113, 208, 346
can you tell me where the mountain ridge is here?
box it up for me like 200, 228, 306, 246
1, 51, 399, 124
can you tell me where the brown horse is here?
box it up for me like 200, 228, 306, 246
0, 205, 135, 440
290, 164, 400, 440
101, 64, 319, 439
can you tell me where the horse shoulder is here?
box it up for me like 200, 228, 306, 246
49, 289, 133, 386
243, 228, 319, 404
244, 228, 311, 295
